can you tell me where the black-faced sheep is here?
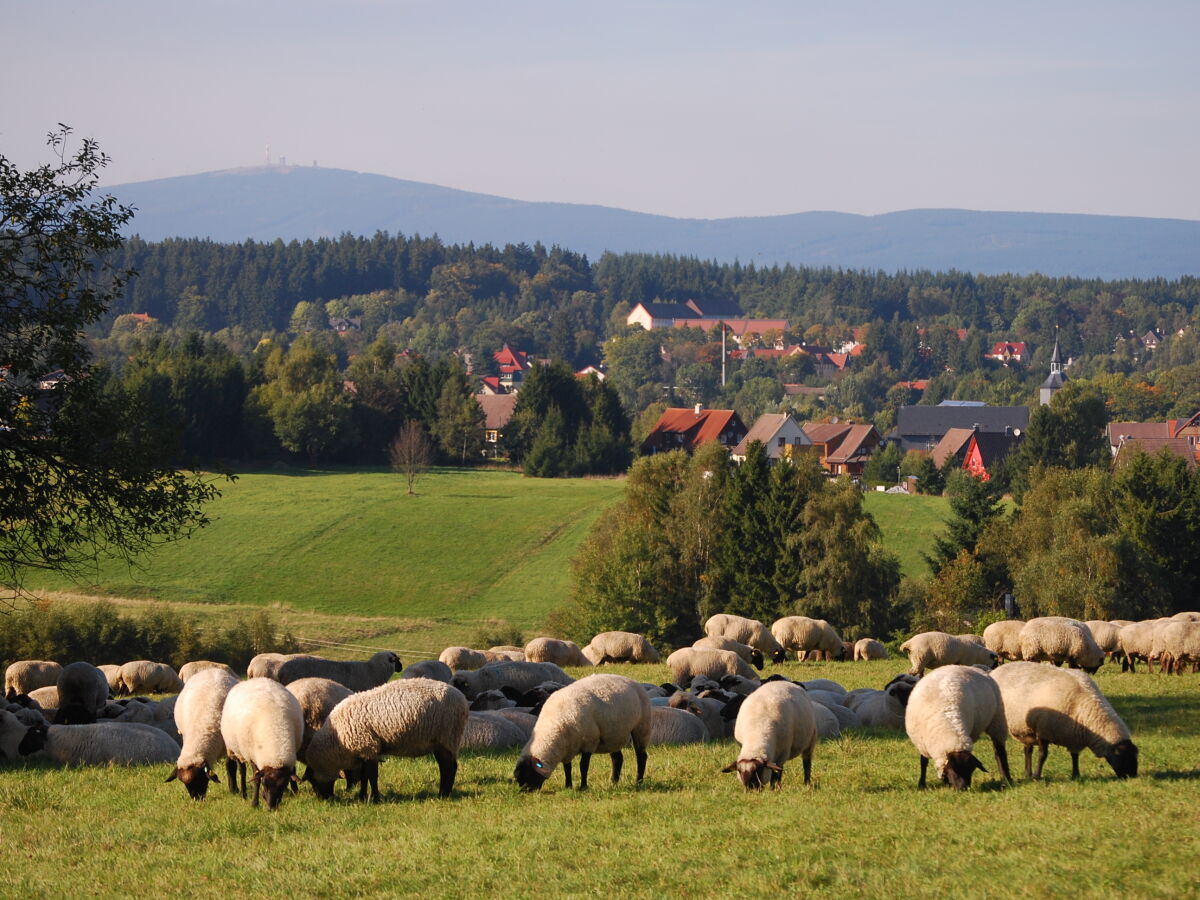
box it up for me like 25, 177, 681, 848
770, 616, 846, 661
275, 651, 401, 692
168, 666, 241, 799
220, 678, 304, 810
722, 680, 817, 789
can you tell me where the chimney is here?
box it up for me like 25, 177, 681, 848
694, 403, 703, 415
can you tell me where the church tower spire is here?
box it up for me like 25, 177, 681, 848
1039, 329, 1067, 406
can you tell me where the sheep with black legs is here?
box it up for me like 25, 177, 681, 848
771, 616, 846, 662
666, 647, 760, 685
1018, 618, 1105, 673
514, 674, 651, 792
899, 632, 997, 676
219, 678, 304, 810
167, 667, 240, 799
904, 665, 1012, 790
722, 680, 818, 790
580, 632, 661, 665
5, 661, 62, 699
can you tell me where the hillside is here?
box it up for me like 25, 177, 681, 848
107, 166, 1200, 279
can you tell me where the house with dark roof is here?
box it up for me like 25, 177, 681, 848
731, 413, 811, 462
802, 422, 881, 477
892, 405, 1029, 452
641, 406, 747, 456
962, 430, 1023, 481
626, 302, 699, 330
685, 298, 744, 319
1113, 436, 1196, 469
1107, 422, 1171, 456
477, 393, 519, 453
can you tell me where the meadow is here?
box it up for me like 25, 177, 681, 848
2, 659, 1196, 898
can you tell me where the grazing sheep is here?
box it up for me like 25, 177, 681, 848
1018, 618, 1105, 673
1161, 621, 1200, 675
220, 678, 304, 810
284, 677, 354, 763
246, 653, 296, 680
1082, 621, 1123, 663
704, 614, 787, 663
275, 651, 401, 692
692, 636, 764, 670
438, 647, 488, 672
178, 661, 236, 683
581, 631, 661, 665
513, 674, 652, 791
983, 620, 1025, 662
523, 638, 589, 667
5, 660, 62, 699
853, 639, 888, 661
118, 661, 185, 696
900, 632, 997, 676
666, 647, 760, 685
770, 616, 846, 661
1118, 620, 1168, 673
452, 660, 573, 701
97, 664, 123, 693
17, 720, 181, 766
399, 659, 454, 683
904, 665, 1012, 790
484, 648, 526, 662
168, 667, 241, 799
27, 686, 60, 710
844, 676, 917, 730
991, 662, 1137, 779
304, 678, 469, 802
55, 662, 110, 725
462, 710, 530, 750
649, 706, 710, 745
722, 681, 818, 790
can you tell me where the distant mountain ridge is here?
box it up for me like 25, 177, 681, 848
107, 166, 1200, 279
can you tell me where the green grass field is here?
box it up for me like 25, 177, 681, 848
862, 490, 949, 579
2, 661, 1196, 898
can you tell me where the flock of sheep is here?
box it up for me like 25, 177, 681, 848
1, 610, 1195, 806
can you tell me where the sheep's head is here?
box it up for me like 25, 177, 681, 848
54, 702, 97, 725
722, 756, 781, 790
514, 755, 551, 791
254, 765, 298, 810
749, 649, 765, 670
770, 648, 788, 664
388, 653, 402, 672
301, 764, 339, 800
886, 680, 915, 708
17, 721, 48, 756
1106, 739, 1139, 779
939, 751, 986, 790
165, 764, 214, 800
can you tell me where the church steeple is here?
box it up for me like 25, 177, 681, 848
1039, 330, 1067, 406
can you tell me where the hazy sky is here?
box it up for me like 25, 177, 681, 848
5, 0, 1198, 220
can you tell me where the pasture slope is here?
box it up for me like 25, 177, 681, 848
1, 659, 1197, 897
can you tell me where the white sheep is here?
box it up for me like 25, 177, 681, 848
667, 692, 728, 740
704, 614, 787, 663
15, 720, 181, 765
844, 675, 917, 730
399, 659, 454, 683
1117, 619, 1170, 673
853, 639, 888, 661
284, 676, 354, 765
666, 647, 760, 685
523, 638, 589, 667
1161, 621, 1200, 675
722, 680, 818, 789
904, 665, 1012, 790
899, 632, 997, 676
513, 674, 652, 791
4, 660, 62, 699
55, 662, 110, 725
451, 660, 573, 700
648, 706, 710, 745
982, 620, 1025, 661
438, 647, 488, 671
484, 647, 527, 662
167, 666, 241, 799
304, 678, 469, 802
178, 661, 236, 683
118, 660, 185, 695
692, 636, 765, 670
1018, 618, 1105, 673
461, 710, 530, 750
581, 631, 661, 665
770, 616, 847, 661
220, 678, 304, 810
991, 661, 1137, 779
1082, 621, 1123, 663
274, 651, 401, 692
27, 685, 59, 710
98, 664, 123, 694
246, 652, 297, 680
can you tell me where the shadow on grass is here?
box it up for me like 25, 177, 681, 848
1149, 769, 1200, 781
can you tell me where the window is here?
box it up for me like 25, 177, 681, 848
777, 437, 785, 448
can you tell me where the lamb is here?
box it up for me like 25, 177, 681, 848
16, 720, 181, 766
220, 678, 304, 810
284, 677, 354, 763
438, 647, 488, 671
1161, 621, 1200, 675
461, 710, 530, 750
853, 639, 888, 661
581, 631, 661, 665
666, 647, 760, 685
513, 674, 651, 791
983, 620, 1025, 661
844, 676, 916, 730
1018, 618, 1105, 673
722, 680, 818, 789
178, 661, 236, 683
451, 660, 573, 700
275, 651, 402, 692
990, 661, 1136, 779
167, 666, 241, 799
5, 660, 62, 699
648, 706, 710, 745
770, 616, 846, 661
899, 631, 997, 676
692, 636, 764, 670
399, 659, 454, 683
304, 678, 469, 802
118, 660, 185, 695
904, 665, 1012, 790
523, 638, 589, 667
55, 662, 110, 725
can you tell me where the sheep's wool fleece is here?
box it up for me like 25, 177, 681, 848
321, 678, 468, 760
904, 665, 1005, 771
526, 674, 651, 767
990, 662, 1130, 754
221, 678, 304, 770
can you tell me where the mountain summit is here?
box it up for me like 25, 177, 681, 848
108, 166, 1200, 279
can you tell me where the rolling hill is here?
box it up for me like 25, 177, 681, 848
107, 165, 1200, 279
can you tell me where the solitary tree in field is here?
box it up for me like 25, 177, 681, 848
390, 420, 432, 495
0, 126, 222, 608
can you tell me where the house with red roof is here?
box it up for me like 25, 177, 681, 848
986, 341, 1027, 364
640, 405, 748, 456
801, 422, 881, 477
962, 430, 1023, 481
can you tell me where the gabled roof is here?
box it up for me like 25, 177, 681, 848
642, 407, 744, 453
1108, 422, 1170, 452
825, 424, 880, 464
803, 422, 853, 446
494, 344, 530, 374
965, 431, 1022, 470
1172, 411, 1200, 436
633, 302, 698, 320
685, 298, 744, 319
731, 414, 805, 457
931, 427, 977, 468
896, 405, 1029, 437
477, 393, 518, 430
479, 376, 507, 395
1114, 437, 1196, 469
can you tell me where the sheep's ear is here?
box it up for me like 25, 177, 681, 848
765, 762, 783, 772
971, 755, 987, 773
208, 769, 221, 784
164, 770, 178, 783
721, 761, 739, 773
